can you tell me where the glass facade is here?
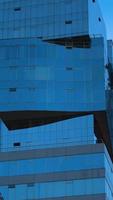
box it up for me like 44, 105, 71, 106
0, 37, 106, 112
0, 144, 113, 199
0, 153, 105, 176
0, 0, 113, 200
0, 0, 106, 40
0, 179, 106, 199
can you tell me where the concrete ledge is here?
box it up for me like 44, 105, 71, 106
0, 144, 105, 161
35, 194, 106, 200
0, 168, 105, 186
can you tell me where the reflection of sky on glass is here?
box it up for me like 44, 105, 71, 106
99, 0, 113, 39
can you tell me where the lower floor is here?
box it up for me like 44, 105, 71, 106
0, 144, 112, 200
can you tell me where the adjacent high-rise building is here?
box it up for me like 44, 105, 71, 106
0, 0, 113, 199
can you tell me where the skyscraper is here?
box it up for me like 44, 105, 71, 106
0, 0, 113, 199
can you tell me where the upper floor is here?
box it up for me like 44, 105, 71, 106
0, 0, 106, 43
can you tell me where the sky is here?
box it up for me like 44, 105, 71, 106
99, 0, 113, 39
